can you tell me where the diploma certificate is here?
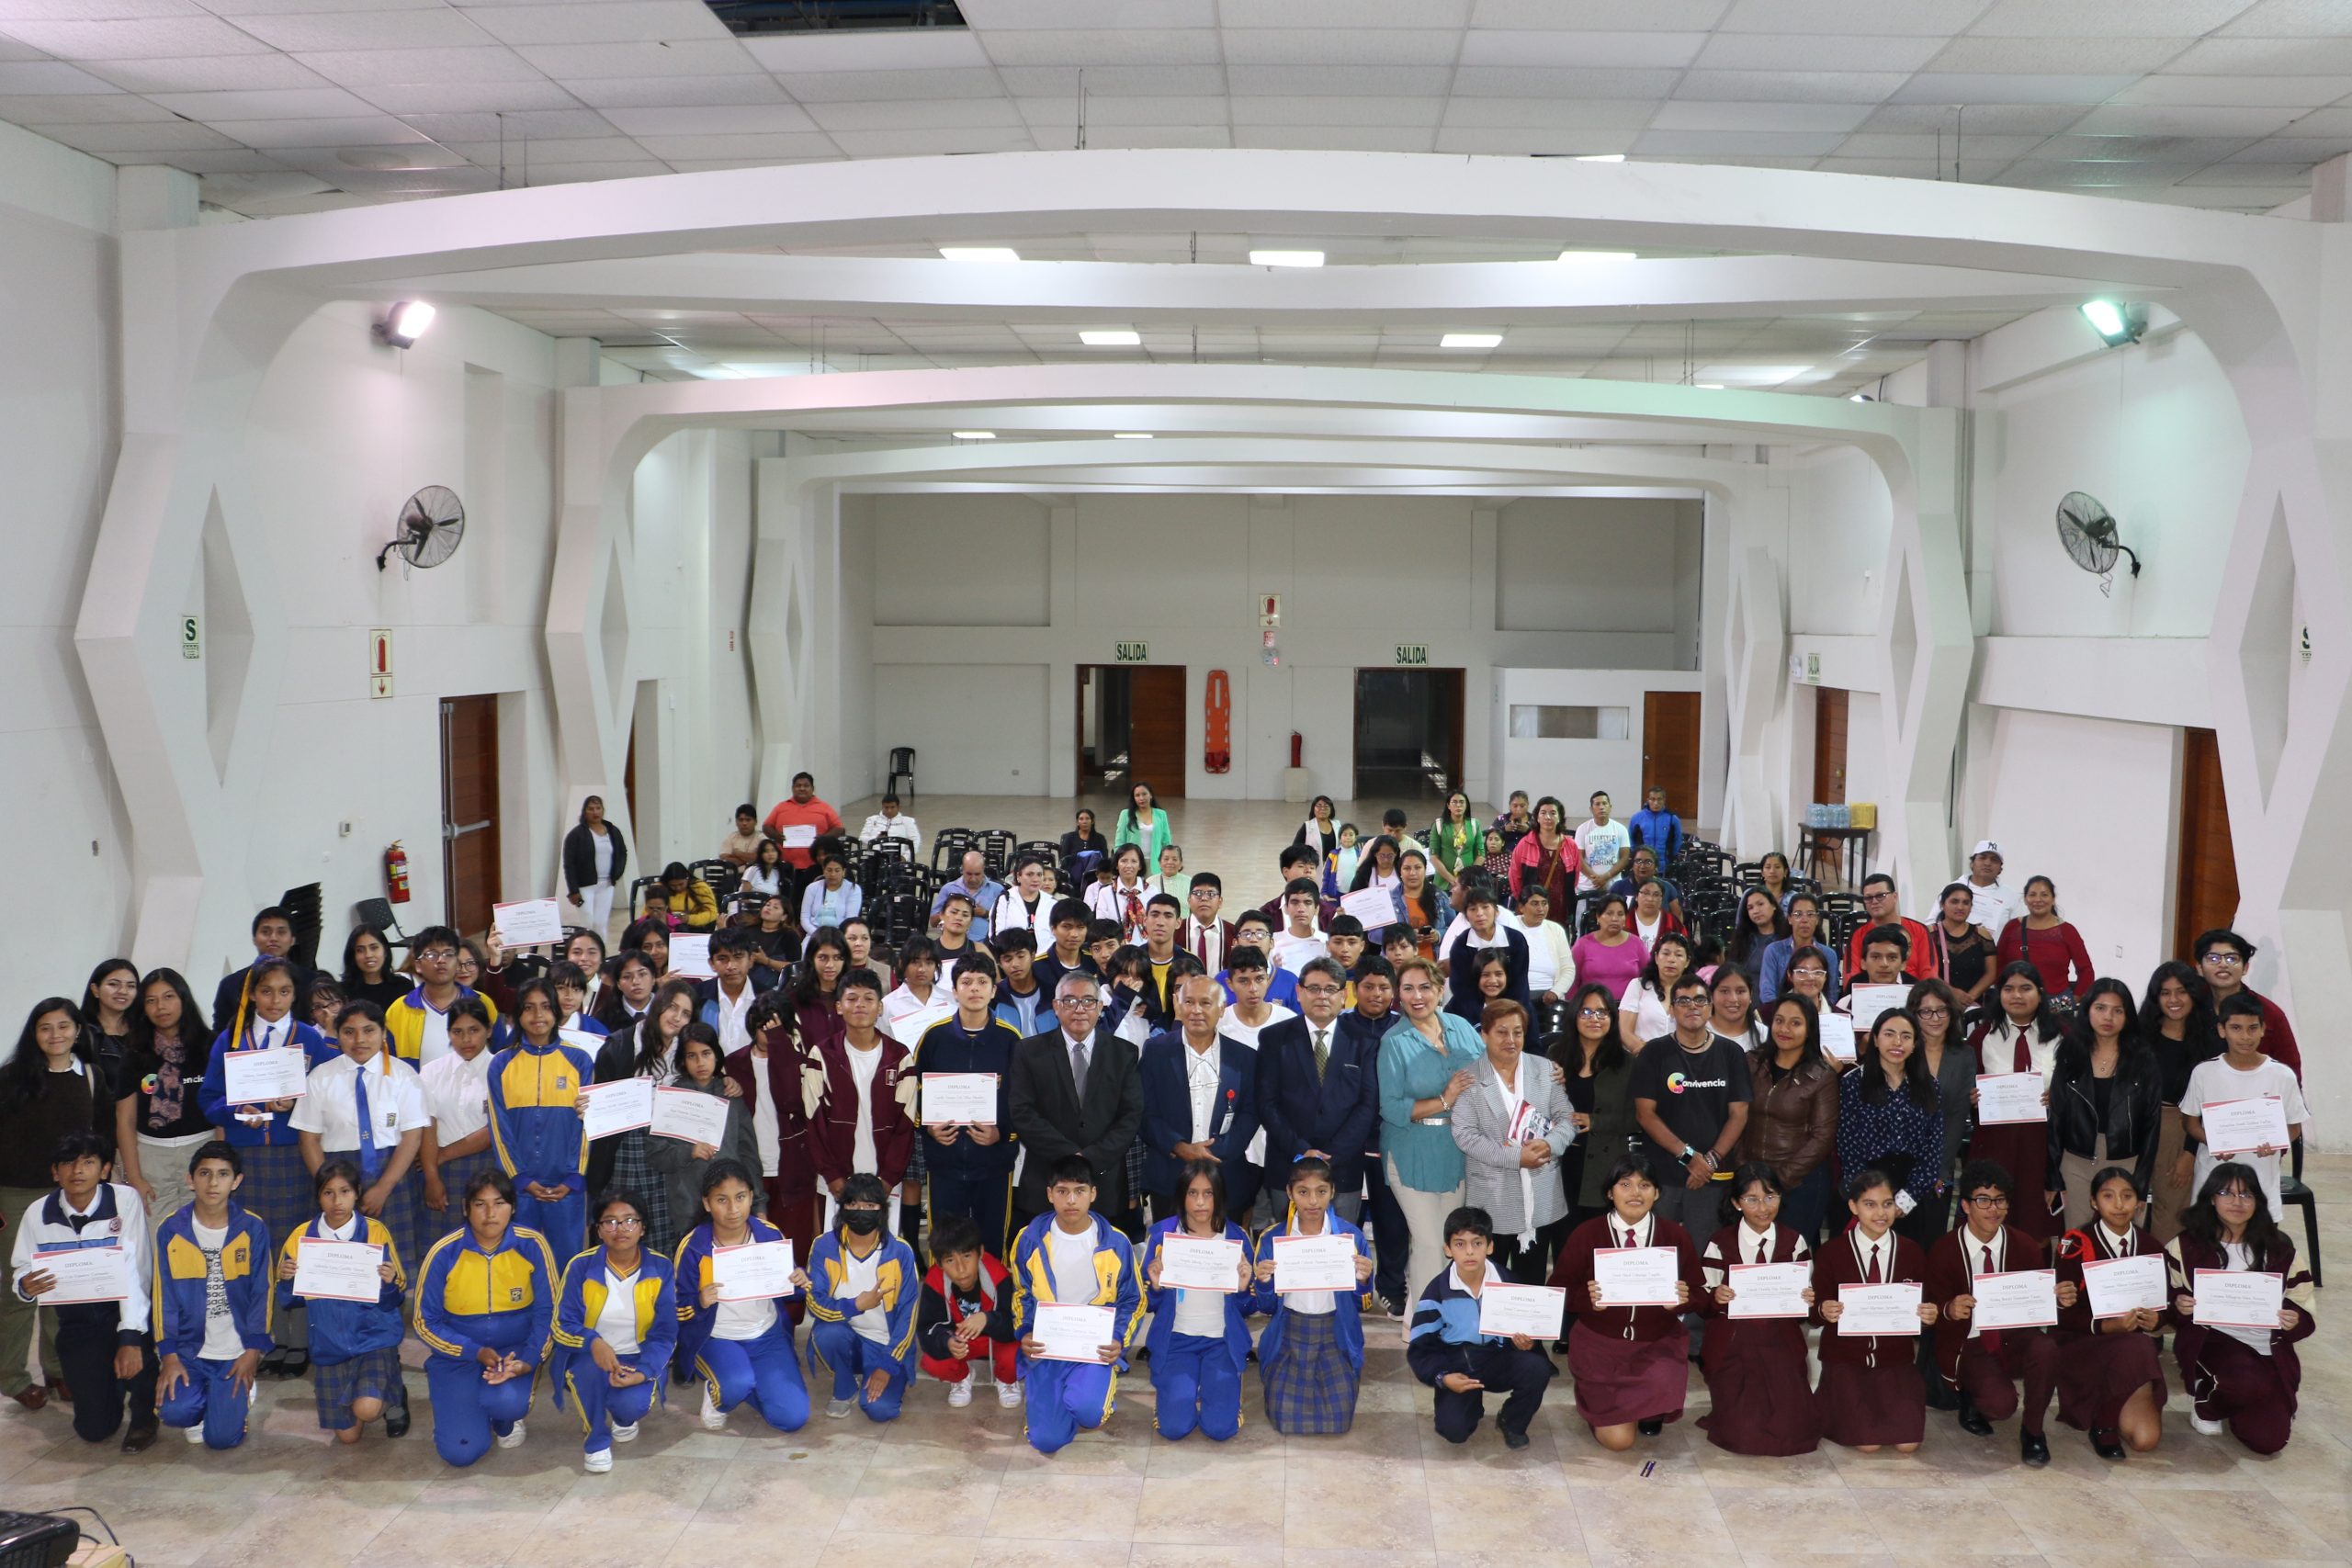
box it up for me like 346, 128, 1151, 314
1476, 1282, 1566, 1338
1031, 1302, 1117, 1361
223, 1046, 310, 1106
1968, 1268, 2058, 1331
2199, 1096, 2290, 1157
293, 1238, 385, 1303
1837, 1281, 1924, 1336
650, 1087, 732, 1146
710, 1240, 797, 1302
1592, 1246, 1682, 1308
2191, 1269, 2283, 1330
1272, 1233, 1359, 1292
581, 1077, 655, 1138
1725, 1261, 1812, 1319
1157, 1235, 1245, 1292
29, 1247, 130, 1304
2081, 1254, 2168, 1320
1975, 1072, 2046, 1125
921, 1073, 1000, 1124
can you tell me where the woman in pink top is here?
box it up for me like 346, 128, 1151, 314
1994, 876, 2096, 999
1570, 894, 1649, 1007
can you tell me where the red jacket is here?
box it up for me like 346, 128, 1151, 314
807, 1033, 916, 1188
726, 1028, 817, 1190
1846, 917, 1936, 982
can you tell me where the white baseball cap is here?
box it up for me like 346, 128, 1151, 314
1970, 839, 2002, 859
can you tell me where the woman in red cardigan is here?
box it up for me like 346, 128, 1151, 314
1550, 1156, 1706, 1451
1995, 876, 2095, 1000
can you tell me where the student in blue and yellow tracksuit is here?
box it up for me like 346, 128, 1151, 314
276, 1158, 408, 1442
1011, 1154, 1143, 1455
803, 1173, 919, 1423
1139, 1158, 1252, 1441
1250, 1155, 1377, 1435
487, 982, 595, 1260
153, 1142, 273, 1450
551, 1190, 677, 1473
414, 1168, 559, 1467
673, 1157, 809, 1434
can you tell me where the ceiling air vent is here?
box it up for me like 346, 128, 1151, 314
704, 0, 965, 35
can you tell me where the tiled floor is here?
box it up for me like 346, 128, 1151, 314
8, 796, 2340, 1567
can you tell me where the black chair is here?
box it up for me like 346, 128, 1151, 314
691, 858, 741, 903
932, 828, 976, 875
886, 746, 917, 800
977, 829, 1017, 880
353, 897, 411, 954
2284, 1139, 2322, 1289
627, 875, 664, 919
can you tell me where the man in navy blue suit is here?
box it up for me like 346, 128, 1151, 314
1254, 956, 1380, 1224
1138, 974, 1262, 1225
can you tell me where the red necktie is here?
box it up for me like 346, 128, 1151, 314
1125, 890, 1142, 934
1865, 1244, 1883, 1284
1622, 1229, 1635, 1249
1980, 1243, 2004, 1351
2012, 1028, 2030, 1074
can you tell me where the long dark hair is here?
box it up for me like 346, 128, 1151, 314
2137, 960, 2220, 1067
510, 976, 561, 1046
635, 978, 700, 1077
1634, 931, 1694, 999
594, 950, 660, 1031
2180, 1161, 2283, 1266
82, 959, 137, 1032
340, 923, 397, 986
1348, 835, 1402, 892
1857, 1008, 1937, 1109
1170, 1157, 1228, 1235
1724, 888, 1790, 964
793, 927, 852, 1007
126, 967, 211, 1074
1556, 981, 1628, 1076
1117, 783, 1158, 839
1763, 994, 1828, 1077
0, 999, 92, 1115
2056, 976, 2146, 1077
1981, 960, 2062, 1043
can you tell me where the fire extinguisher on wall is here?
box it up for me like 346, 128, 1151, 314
385, 840, 412, 904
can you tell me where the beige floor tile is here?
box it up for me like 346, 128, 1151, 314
982, 1472, 1145, 1540
2262, 1486, 2352, 1546
1423, 1472, 1580, 1551
1996, 1479, 2195, 1566
1134, 1544, 1287, 1568
1135, 1465, 1286, 1541
657, 1514, 830, 1568
1286, 1460, 1434, 1551
1284, 1552, 1438, 1568
1437, 1553, 1595, 1568
189, 1492, 405, 1568
501, 1499, 695, 1568
1862, 1485, 2041, 1557
2132, 1487, 2335, 1561
968, 1540, 1121, 1568
347, 1499, 553, 1568
19, 1483, 255, 1567
1570, 1483, 1735, 1568
1713, 1489, 1892, 1555
819, 1533, 979, 1568
848, 1461, 1002, 1532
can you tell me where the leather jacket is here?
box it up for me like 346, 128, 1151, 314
2046, 1045, 2161, 1196
1738, 1045, 1838, 1187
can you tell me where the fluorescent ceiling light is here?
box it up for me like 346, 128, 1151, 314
1558, 250, 1636, 263
375, 299, 435, 347
951, 431, 995, 440
1080, 329, 1141, 345
1574, 153, 1625, 163
1440, 333, 1503, 348
1249, 249, 1324, 267
939, 246, 1020, 262
1113, 432, 1153, 439
1694, 383, 1724, 389
2079, 299, 2143, 347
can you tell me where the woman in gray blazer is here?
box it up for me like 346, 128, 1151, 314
1453, 998, 1579, 1282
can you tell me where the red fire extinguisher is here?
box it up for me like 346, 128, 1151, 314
385, 840, 412, 904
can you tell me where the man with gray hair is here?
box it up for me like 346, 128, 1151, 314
1251, 956, 1381, 1222
1007, 971, 1145, 1227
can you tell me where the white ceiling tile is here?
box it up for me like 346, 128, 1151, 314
627, 129, 838, 158
0, 14, 271, 57
444, 131, 644, 159
84, 51, 326, 88
1472, 0, 1730, 25
0, 0, 200, 18
350, 76, 581, 109
297, 45, 544, 85
1690, 32, 1946, 70
1926, 37, 2194, 73
825, 125, 1036, 155
0, 88, 170, 118
600, 101, 811, 133
1834, 130, 2042, 157
2117, 72, 2352, 104
1456, 29, 1705, 67
1451, 66, 1682, 96
1228, 95, 1442, 127
738, 28, 986, 72
805, 96, 1023, 130
223, 9, 495, 51
1080, 124, 1229, 147
2070, 103, 2303, 134
0, 35, 43, 56
1968, 0, 2255, 35
2220, 0, 2352, 33
958, 0, 1217, 27
514, 157, 669, 180
2182, 159, 2320, 182
30, 116, 240, 148
2228, 132, 2352, 158
1652, 100, 1872, 131
2167, 36, 2352, 72
1673, 71, 1908, 102
1811, 154, 1953, 177
1433, 125, 1638, 153
1220, 29, 1463, 66
514, 39, 750, 76
466, 1, 728, 46
398, 107, 614, 138
1860, 99, 2080, 131
978, 28, 1218, 66
1890, 72, 2142, 102
1439, 96, 1659, 128
0, 58, 114, 89
194, 0, 441, 15
1632, 128, 1846, 154
1234, 123, 1438, 152
1223, 63, 1453, 95
774, 66, 1006, 101
561, 71, 781, 107
151, 85, 379, 117
1220, 0, 1470, 25
994, 64, 1227, 94
1717, 0, 1994, 33
1012, 93, 1225, 126
206, 112, 430, 143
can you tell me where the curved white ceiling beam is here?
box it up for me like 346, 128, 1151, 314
386, 252, 2143, 326
769, 403, 1733, 446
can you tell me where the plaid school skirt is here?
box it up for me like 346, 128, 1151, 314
325, 1151, 426, 1288
240, 1143, 318, 1255
608, 1131, 673, 1256
1262, 1311, 1357, 1435
311, 1347, 404, 1431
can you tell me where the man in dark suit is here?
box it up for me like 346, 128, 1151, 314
1254, 955, 1379, 1223
1008, 971, 1145, 1225
1138, 974, 1261, 1224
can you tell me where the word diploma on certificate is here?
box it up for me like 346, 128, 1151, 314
1726, 1261, 1812, 1319
2081, 1254, 2167, 1320
30, 1247, 130, 1304
651, 1087, 731, 1145
293, 1237, 385, 1303
1032, 1302, 1117, 1361
1837, 1281, 1924, 1336
1967, 1269, 2058, 1331
580, 1077, 654, 1139
2191, 1269, 2284, 1331
223, 1046, 310, 1106
921, 1073, 999, 1124
492, 897, 564, 947
1974, 1072, 2045, 1125
2199, 1096, 2290, 1157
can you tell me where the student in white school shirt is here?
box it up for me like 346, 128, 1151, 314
292, 1002, 429, 1279
1271, 879, 1332, 977
695, 930, 762, 1055
2181, 993, 2308, 1218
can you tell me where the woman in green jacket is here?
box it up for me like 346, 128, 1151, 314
1112, 781, 1172, 865
1424, 791, 1481, 888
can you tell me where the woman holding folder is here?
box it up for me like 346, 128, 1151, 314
1550, 1156, 1704, 1450
1697, 1162, 1819, 1456
673, 1157, 810, 1434
2163, 1162, 2314, 1455
1138, 1159, 1253, 1441
1452, 999, 1577, 1281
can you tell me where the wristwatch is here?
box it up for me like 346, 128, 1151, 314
1678, 1144, 1698, 1166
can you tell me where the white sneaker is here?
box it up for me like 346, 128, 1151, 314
2190, 1413, 2226, 1437
946, 1379, 973, 1408
611, 1421, 639, 1444
495, 1420, 526, 1450
996, 1380, 1023, 1409
183, 1424, 205, 1444
700, 1387, 727, 1431
826, 1396, 855, 1419
583, 1447, 612, 1473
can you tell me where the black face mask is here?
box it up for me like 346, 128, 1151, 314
841, 1209, 885, 1235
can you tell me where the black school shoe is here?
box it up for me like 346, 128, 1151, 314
1501, 1427, 1532, 1450
2020, 1430, 2051, 1466
1636, 1419, 1664, 1438
120, 1417, 159, 1454
2090, 1427, 2125, 1460
385, 1393, 412, 1438
1956, 1395, 1994, 1438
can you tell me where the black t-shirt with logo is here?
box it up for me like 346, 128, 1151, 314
1626, 1034, 1754, 1183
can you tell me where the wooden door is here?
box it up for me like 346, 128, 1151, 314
1811, 686, 1849, 805
2174, 727, 2239, 958
1127, 665, 1187, 797
1641, 690, 1702, 818
440, 694, 502, 938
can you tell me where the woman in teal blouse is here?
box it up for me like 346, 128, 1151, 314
1112, 781, 1172, 864
1376, 954, 1485, 1341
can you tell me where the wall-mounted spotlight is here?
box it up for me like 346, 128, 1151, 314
375, 300, 435, 348
2079, 299, 2145, 347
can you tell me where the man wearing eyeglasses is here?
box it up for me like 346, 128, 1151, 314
1629, 975, 1753, 1241
2189, 929, 2302, 1082
1844, 874, 1936, 984
1007, 973, 1145, 1228
1255, 958, 1380, 1224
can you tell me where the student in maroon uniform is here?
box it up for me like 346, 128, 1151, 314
2164, 1162, 2315, 1455
1550, 1156, 1704, 1451
1697, 1162, 1819, 1456
1927, 1158, 2072, 1467
2052, 1165, 2166, 1459
1812, 1168, 1939, 1453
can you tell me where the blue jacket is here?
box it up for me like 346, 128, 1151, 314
1757, 938, 1842, 1004
992, 984, 1048, 1039
1216, 967, 1298, 1010
487, 1040, 594, 1190
672, 1216, 794, 1375
1136, 1031, 1260, 1213
912, 1015, 1020, 1177
551, 1243, 678, 1413
414, 1224, 559, 1368
1405, 1257, 1528, 1387
198, 1021, 339, 1147
1252, 1015, 1379, 1190
1140, 1217, 1252, 1371
1250, 1209, 1374, 1375
276, 1213, 405, 1365
1628, 807, 1683, 865
153, 1204, 273, 1362
804, 1224, 920, 1383
1008, 1211, 1142, 1372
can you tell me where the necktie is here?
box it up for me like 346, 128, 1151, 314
1313, 1028, 1330, 1081
1982, 1243, 1995, 1273
1979, 1242, 2004, 1349
2012, 1026, 2031, 1075
1865, 1244, 1883, 1284
355, 1069, 384, 1182
1069, 1039, 1091, 1100
1622, 1228, 1635, 1249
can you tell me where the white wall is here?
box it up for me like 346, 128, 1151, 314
874, 663, 1050, 795
1784, 445, 1890, 637
1491, 667, 1706, 824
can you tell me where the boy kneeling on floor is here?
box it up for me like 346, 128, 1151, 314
1406, 1204, 1555, 1450
805, 1172, 919, 1421
1011, 1156, 1141, 1454
918, 1213, 1023, 1409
